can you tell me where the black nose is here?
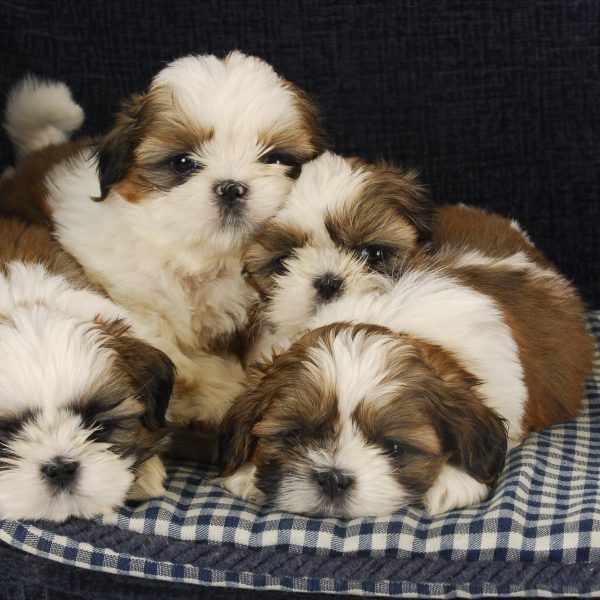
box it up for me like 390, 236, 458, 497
41, 458, 80, 489
214, 180, 248, 206
314, 275, 343, 301
316, 470, 353, 499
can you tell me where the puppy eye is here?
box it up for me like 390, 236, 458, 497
259, 151, 299, 167
269, 253, 291, 276
384, 440, 405, 460
170, 154, 201, 175
94, 420, 115, 434
357, 245, 389, 267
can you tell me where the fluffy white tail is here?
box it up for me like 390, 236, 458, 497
3, 75, 84, 161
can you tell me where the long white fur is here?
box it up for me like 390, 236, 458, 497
309, 268, 527, 442
38, 52, 312, 425
3, 76, 84, 161
0, 261, 144, 521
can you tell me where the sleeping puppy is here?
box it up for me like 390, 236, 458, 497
219, 204, 594, 517
0, 219, 175, 521
244, 151, 434, 362
1, 52, 326, 432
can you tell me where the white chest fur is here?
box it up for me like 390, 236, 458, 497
45, 151, 250, 425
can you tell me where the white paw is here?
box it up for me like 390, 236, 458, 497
423, 464, 491, 515
127, 455, 167, 501
214, 463, 266, 505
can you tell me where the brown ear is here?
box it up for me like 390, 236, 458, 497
98, 319, 175, 430
376, 161, 434, 244
218, 357, 281, 475
95, 93, 145, 200
285, 81, 330, 157
413, 338, 508, 484
434, 387, 508, 484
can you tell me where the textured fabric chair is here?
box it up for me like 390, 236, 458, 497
1, 1, 598, 598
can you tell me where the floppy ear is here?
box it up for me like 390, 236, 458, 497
414, 338, 508, 484
285, 80, 330, 157
130, 342, 175, 431
433, 387, 508, 484
97, 319, 175, 430
95, 93, 145, 200
377, 161, 435, 244
218, 357, 281, 475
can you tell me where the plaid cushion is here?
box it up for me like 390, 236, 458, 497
0, 311, 599, 597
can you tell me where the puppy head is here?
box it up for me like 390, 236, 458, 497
220, 322, 507, 518
96, 51, 326, 257
245, 152, 433, 337
0, 309, 174, 521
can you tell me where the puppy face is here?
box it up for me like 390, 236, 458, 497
245, 152, 433, 337
0, 310, 174, 521
96, 51, 325, 256
220, 323, 507, 518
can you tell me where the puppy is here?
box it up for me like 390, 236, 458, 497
219, 205, 594, 517
244, 151, 433, 361
0, 218, 175, 521
1, 53, 326, 433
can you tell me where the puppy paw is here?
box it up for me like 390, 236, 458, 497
214, 463, 266, 505
127, 455, 167, 501
423, 464, 490, 515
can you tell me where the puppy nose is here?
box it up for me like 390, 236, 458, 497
214, 180, 248, 206
314, 275, 343, 301
316, 470, 353, 498
41, 458, 80, 488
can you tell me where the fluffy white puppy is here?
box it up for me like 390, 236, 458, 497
1, 53, 325, 435
0, 220, 175, 521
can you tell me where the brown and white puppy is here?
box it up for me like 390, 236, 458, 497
1, 54, 326, 433
0, 219, 175, 521
219, 203, 594, 518
243, 151, 433, 361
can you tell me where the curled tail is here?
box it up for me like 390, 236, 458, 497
3, 75, 84, 161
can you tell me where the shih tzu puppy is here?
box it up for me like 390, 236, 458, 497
1, 52, 326, 433
220, 198, 594, 518
243, 151, 434, 361
0, 219, 175, 521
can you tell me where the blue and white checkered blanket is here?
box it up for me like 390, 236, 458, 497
1, 311, 599, 598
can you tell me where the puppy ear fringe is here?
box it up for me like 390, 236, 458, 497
217, 356, 279, 476
95, 318, 175, 430
93, 93, 146, 201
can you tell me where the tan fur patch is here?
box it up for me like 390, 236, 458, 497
0, 138, 91, 226
432, 204, 551, 265
0, 219, 106, 295
433, 204, 593, 433
100, 86, 214, 203
453, 261, 594, 434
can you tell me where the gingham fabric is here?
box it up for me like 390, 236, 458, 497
0, 311, 599, 598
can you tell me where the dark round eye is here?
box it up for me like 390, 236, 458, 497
269, 253, 291, 276
357, 245, 389, 267
384, 440, 405, 460
259, 151, 298, 167
170, 154, 200, 175
94, 420, 114, 434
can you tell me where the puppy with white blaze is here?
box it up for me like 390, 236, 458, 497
0, 53, 326, 439
219, 185, 594, 517
0, 219, 175, 521
243, 151, 434, 362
